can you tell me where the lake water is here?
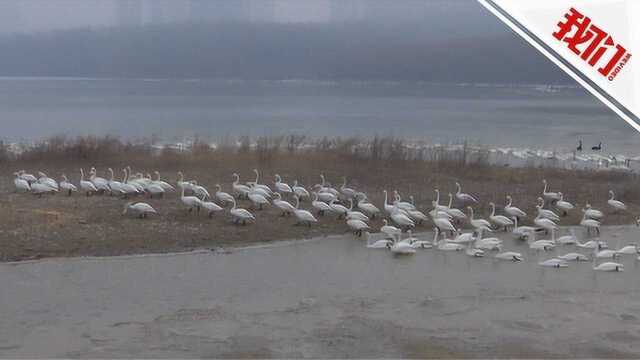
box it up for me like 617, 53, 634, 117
1, 226, 640, 358
0, 77, 637, 155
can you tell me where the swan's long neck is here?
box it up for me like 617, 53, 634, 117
433, 229, 439, 244
435, 190, 440, 204
513, 216, 518, 228
254, 170, 259, 184
447, 194, 453, 208
80, 169, 84, 182
342, 178, 346, 189
456, 184, 461, 194
320, 175, 325, 186
181, 186, 185, 199
349, 199, 353, 211
108, 169, 114, 181
383, 191, 388, 206
543, 182, 548, 194
609, 192, 615, 200
233, 174, 239, 185
231, 199, 237, 210
295, 197, 300, 209
506, 197, 512, 208
490, 204, 495, 217
468, 208, 474, 220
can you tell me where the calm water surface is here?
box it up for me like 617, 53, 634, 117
1, 226, 640, 357
0, 78, 637, 154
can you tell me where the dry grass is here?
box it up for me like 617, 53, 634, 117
0, 135, 638, 261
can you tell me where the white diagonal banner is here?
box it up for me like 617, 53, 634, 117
477, 0, 639, 132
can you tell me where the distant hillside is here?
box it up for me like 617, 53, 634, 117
0, 22, 570, 83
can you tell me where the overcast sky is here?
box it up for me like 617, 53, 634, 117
0, 0, 500, 35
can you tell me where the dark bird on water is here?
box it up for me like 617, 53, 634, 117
576, 139, 582, 152
592, 142, 602, 151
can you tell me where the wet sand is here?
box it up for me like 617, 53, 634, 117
1, 225, 640, 358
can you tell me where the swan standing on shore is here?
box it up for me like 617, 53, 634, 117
536, 198, 560, 221
580, 213, 601, 235
215, 184, 235, 205
123, 202, 157, 218
180, 186, 201, 214
455, 182, 478, 204
274, 174, 293, 195
311, 192, 332, 215
37, 172, 59, 191
273, 192, 296, 216
583, 204, 604, 220
607, 190, 627, 211
79, 168, 98, 196
232, 173, 251, 199
293, 196, 318, 226
356, 194, 380, 219
542, 179, 561, 202
59, 174, 77, 196
200, 196, 223, 218
13, 172, 30, 192
230, 198, 255, 225
467, 207, 491, 232
292, 180, 310, 200
445, 193, 467, 223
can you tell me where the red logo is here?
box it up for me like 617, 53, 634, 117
553, 7, 632, 81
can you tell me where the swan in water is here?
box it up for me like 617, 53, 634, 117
488, 202, 513, 231
495, 250, 523, 261
407, 230, 432, 249
455, 182, 478, 204
388, 233, 416, 255
59, 174, 77, 196
615, 244, 639, 255
311, 192, 332, 215
180, 185, 202, 214
429, 201, 452, 220
365, 232, 393, 249
555, 192, 574, 216
432, 208, 457, 234
13, 172, 30, 192
534, 212, 558, 234
390, 207, 415, 231
79, 168, 98, 196
541, 179, 561, 202
580, 213, 601, 235
435, 228, 465, 251
592, 249, 623, 271
607, 190, 627, 211
273, 192, 296, 216
200, 196, 224, 218
356, 194, 380, 218
576, 238, 607, 250
230, 198, 255, 225
538, 258, 569, 268
445, 193, 467, 223
536, 198, 560, 222
215, 184, 235, 205
528, 229, 555, 251
292, 180, 310, 200
433, 189, 450, 212
556, 228, 577, 245
122, 202, 157, 218
232, 173, 251, 198
511, 216, 537, 240
467, 207, 491, 231
557, 252, 590, 261
504, 195, 526, 219
274, 174, 293, 194
474, 228, 502, 250
450, 230, 475, 244
381, 219, 402, 239
293, 196, 318, 227
382, 190, 395, 215
466, 244, 485, 257
583, 203, 604, 220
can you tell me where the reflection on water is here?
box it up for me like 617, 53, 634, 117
1, 226, 640, 357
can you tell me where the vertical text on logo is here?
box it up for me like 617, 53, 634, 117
552, 8, 631, 81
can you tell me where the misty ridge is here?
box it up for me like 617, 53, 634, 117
0, 21, 569, 83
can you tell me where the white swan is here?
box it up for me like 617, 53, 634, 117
356, 194, 381, 218
435, 228, 465, 251
180, 185, 202, 214
247, 169, 273, 195
232, 173, 251, 198
273, 192, 296, 216
311, 192, 332, 215
534, 212, 558, 233
467, 206, 492, 231
215, 184, 235, 205
79, 168, 98, 196
314, 174, 339, 197
123, 202, 157, 218
556, 228, 577, 245
274, 174, 293, 194
455, 182, 478, 203
408, 230, 433, 249
177, 171, 195, 194
200, 197, 223, 218
120, 168, 141, 197
592, 250, 623, 271
292, 180, 310, 200
381, 219, 402, 239
31, 182, 57, 196
615, 244, 638, 255
340, 177, 357, 199
293, 196, 318, 226
576, 238, 607, 250
37, 172, 59, 191
580, 213, 601, 235
445, 193, 467, 222
346, 199, 370, 222
230, 198, 255, 225
504, 195, 526, 219
406, 196, 428, 224
536, 198, 560, 222
383, 190, 395, 215
511, 216, 537, 240
347, 219, 369, 236
474, 228, 502, 250
388, 234, 416, 255
390, 207, 415, 230
538, 258, 568, 268
607, 190, 627, 211
555, 192, 574, 216
365, 232, 393, 249
583, 203, 604, 220
557, 252, 590, 261
495, 251, 523, 261
18, 170, 37, 184
190, 181, 210, 200
433, 189, 450, 212
248, 189, 270, 210
542, 179, 561, 201
393, 190, 416, 211
13, 172, 30, 192
152, 171, 175, 191
528, 229, 555, 251
89, 167, 110, 193
329, 199, 349, 218
106, 168, 124, 195
59, 174, 77, 196
488, 202, 513, 231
